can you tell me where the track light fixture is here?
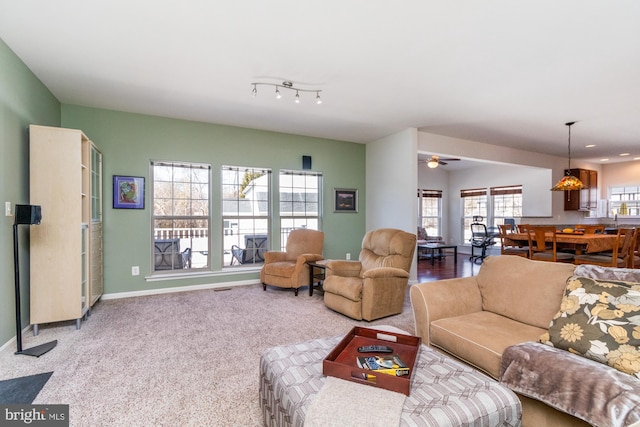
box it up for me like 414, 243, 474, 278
251, 81, 322, 104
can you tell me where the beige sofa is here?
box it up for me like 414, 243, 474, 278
410, 255, 593, 427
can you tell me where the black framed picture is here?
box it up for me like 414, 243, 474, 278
334, 188, 358, 213
113, 175, 145, 209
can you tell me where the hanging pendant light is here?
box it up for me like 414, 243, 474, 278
551, 122, 585, 191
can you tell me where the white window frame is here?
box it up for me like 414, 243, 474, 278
491, 185, 523, 229
279, 170, 322, 250
461, 188, 488, 244
221, 166, 271, 267
151, 160, 211, 273
417, 189, 442, 238
610, 185, 640, 217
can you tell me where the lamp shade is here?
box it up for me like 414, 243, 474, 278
550, 174, 584, 191
551, 121, 584, 191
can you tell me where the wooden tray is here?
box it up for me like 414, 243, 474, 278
323, 326, 421, 395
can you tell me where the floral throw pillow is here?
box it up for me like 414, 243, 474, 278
539, 276, 640, 379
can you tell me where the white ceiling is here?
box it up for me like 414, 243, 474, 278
2, 1, 640, 164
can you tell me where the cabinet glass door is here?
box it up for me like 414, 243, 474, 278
91, 146, 102, 222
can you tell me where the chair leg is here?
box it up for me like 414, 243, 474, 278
294, 288, 299, 296
262, 283, 266, 291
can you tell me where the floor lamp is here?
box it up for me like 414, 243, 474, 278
13, 204, 57, 357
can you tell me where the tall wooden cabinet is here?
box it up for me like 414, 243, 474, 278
563, 168, 598, 213
29, 125, 103, 333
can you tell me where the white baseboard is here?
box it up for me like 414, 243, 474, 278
100, 279, 261, 300
0, 324, 33, 354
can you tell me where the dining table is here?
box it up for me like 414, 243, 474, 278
504, 232, 618, 255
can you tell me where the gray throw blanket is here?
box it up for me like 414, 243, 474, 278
499, 342, 640, 427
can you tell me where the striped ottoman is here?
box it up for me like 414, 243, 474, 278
260, 334, 521, 427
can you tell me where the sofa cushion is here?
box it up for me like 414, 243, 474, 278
476, 256, 575, 329
430, 310, 547, 379
262, 261, 296, 278
541, 276, 640, 379
322, 275, 362, 302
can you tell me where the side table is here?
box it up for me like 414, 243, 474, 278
417, 243, 458, 266
307, 260, 328, 296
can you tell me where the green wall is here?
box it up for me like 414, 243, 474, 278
61, 106, 366, 295
0, 33, 365, 348
0, 37, 61, 346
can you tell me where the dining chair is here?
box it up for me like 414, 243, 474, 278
574, 224, 605, 234
573, 227, 636, 267
526, 226, 574, 263
498, 224, 528, 258
517, 224, 531, 233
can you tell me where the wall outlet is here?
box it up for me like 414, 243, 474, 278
346, 253, 351, 260
5, 202, 11, 216
131, 266, 140, 276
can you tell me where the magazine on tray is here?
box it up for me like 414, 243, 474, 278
356, 354, 410, 377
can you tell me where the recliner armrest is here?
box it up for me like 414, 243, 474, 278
410, 277, 483, 344
362, 266, 410, 279
294, 253, 324, 268
325, 260, 362, 278
263, 251, 287, 263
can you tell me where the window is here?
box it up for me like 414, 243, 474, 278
461, 188, 487, 243
610, 186, 640, 216
417, 189, 442, 237
222, 166, 271, 266
279, 170, 322, 250
151, 161, 210, 273
491, 185, 522, 228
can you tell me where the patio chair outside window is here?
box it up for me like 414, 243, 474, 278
231, 234, 268, 265
154, 238, 191, 270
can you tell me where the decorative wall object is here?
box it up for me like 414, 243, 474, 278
113, 176, 145, 209
334, 188, 358, 213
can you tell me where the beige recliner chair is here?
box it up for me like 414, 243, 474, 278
323, 228, 416, 320
260, 229, 324, 296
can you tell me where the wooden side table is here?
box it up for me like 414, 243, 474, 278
307, 260, 329, 296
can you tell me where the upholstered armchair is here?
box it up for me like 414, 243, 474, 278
323, 228, 416, 321
260, 229, 324, 296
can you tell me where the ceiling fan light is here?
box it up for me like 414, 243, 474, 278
427, 160, 439, 168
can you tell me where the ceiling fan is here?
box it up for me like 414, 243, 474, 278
423, 155, 460, 168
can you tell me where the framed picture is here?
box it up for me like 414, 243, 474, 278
334, 188, 358, 213
113, 175, 145, 209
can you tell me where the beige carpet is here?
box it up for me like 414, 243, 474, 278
0, 284, 416, 426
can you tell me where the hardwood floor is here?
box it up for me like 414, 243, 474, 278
416, 251, 482, 282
